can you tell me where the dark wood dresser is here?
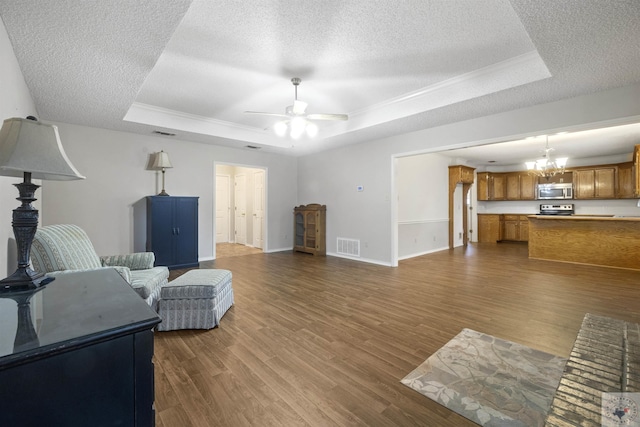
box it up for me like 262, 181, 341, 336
0, 269, 161, 426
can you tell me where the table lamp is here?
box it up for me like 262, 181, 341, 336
0, 116, 85, 292
151, 150, 172, 196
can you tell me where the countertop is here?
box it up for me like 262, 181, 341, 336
477, 213, 535, 215
527, 215, 640, 221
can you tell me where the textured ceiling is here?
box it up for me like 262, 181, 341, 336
1, 0, 640, 160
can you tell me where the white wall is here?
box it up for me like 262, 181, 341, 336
0, 18, 39, 355
298, 141, 394, 264
41, 122, 297, 260
396, 153, 450, 259
0, 18, 39, 279
298, 83, 640, 266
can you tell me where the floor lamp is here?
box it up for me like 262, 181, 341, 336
0, 116, 85, 292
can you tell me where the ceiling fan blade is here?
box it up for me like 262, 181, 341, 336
244, 111, 290, 119
292, 100, 308, 115
307, 113, 349, 121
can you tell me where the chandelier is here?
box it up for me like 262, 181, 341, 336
525, 135, 568, 180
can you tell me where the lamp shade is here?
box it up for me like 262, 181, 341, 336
0, 117, 85, 181
151, 150, 172, 170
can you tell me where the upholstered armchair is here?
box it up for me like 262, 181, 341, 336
31, 224, 168, 309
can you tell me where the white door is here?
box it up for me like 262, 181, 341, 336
215, 174, 230, 243
234, 173, 247, 244
252, 170, 265, 249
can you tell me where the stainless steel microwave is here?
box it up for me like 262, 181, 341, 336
537, 182, 573, 200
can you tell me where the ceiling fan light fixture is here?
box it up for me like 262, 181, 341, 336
306, 122, 318, 138
274, 121, 288, 137
290, 117, 307, 139
245, 77, 348, 142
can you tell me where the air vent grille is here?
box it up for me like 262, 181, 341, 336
152, 130, 176, 136
337, 238, 360, 257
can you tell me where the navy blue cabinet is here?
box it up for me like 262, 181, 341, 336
0, 269, 160, 427
146, 196, 199, 269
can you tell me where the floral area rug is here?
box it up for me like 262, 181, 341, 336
401, 328, 567, 426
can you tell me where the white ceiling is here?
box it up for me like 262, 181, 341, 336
1, 0, 640, 159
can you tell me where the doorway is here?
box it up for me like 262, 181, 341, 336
214, 164, 266, 258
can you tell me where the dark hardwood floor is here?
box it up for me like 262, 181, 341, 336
156, 242, 640, 426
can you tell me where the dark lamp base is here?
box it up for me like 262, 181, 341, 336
0, 268, 53, 293
157, 190, 170, 196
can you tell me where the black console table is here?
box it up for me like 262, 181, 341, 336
0, 269, 161, 426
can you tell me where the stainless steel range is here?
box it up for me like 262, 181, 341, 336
538, 204, 574, 216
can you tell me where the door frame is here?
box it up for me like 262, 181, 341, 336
215, 173, 231, 244
213, 162, 267, 259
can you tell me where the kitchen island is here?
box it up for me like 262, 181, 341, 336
528, 215, 640, 270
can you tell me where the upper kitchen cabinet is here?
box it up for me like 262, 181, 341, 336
573, 167, 616, 199
477, 148, 639, 201
477, 172, 506, 201
449, 165, 475, 184
617, 162, 635, 198
477, 172, 490, 201
506, 172, 536, 200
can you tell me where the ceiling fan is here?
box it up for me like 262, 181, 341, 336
245, 77, 348, 139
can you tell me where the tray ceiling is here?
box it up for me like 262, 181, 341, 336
1, 0, 639, 159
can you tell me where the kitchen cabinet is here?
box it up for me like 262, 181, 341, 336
477, 214, 502, 242
519, 174, 537, 200
477, 172, 490, 201
501, 215, 529, 242
617, 162, 635, 198
449, 165, 475, 184
294, 204, 326, 256
147, 196, 199, 269
506, 172, 536, 200
492, 174, 506, 200
477, 172, 506, 201
573, 167, 616, 199
506, 174, 519, 200
478, 154, 638, 202
477, 214, 528, 242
